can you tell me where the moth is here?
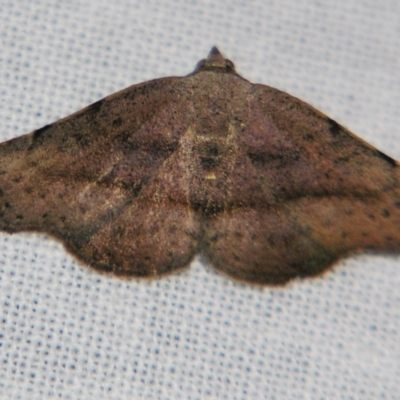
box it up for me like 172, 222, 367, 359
1, 47, 399, 284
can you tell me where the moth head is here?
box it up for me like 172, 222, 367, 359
193, 46, 236, 74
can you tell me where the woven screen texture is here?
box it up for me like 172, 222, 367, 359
1, 1, 399, 399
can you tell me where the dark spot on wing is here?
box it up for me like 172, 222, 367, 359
200, 156, 221, 169
381, 209, 390, 218
327, 118, 341, 138
70, 131, 91, 147
87, 99, 105, 115
112, 117, 123, 127
12, 175, 23, 183
33, 124, 52, 142
373, 150, 397, 168
28, 124, 54, 151
199, 146, 221, 169
247, 151, 284, 166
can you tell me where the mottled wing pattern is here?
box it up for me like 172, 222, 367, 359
203, 84, 400, 284
1, 47, 400, 285
0, 77, 199, 276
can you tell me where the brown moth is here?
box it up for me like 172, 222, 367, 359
0, 47, 399, 285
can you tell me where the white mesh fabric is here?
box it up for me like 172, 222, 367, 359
0, 1, 399, 399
